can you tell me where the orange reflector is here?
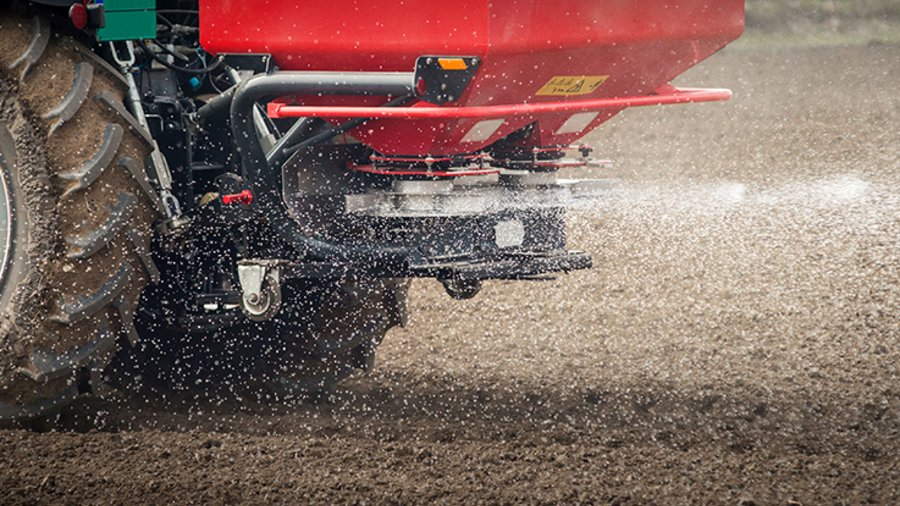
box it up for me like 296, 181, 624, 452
437, 57, 468, 71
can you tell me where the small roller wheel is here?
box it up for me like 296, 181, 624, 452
241, 277, 283, 322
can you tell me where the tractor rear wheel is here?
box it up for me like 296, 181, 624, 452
0, 10, 160, 423
260, 278, 409, 399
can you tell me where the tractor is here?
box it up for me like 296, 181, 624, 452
0, 0, 744, 420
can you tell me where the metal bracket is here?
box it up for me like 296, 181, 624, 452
414, 55, 480, 104
108, 41, 185, 224
237, 260, 284, 321
219, 53, 273, 74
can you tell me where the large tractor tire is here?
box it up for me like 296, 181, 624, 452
0, 11, 160, 422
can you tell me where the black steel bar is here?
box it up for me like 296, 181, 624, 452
265, 117, 319, 167
280, 250, 593, 281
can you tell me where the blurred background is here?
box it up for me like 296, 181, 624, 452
744, 0, 900, 45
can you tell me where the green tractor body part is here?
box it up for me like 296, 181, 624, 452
97, 0, 156, 41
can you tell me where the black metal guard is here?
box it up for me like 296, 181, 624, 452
279, 250, 593, 282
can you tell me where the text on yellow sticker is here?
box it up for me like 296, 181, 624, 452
535, 75, 610, 96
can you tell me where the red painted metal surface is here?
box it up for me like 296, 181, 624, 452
200, 1, 744, 156
267, 86, 733, 120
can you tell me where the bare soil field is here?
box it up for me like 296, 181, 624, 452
1, 44, 898, 505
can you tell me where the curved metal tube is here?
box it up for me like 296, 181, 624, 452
267, 86, 734, 119
229, 71, 416, 262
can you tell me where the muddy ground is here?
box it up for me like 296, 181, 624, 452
1, 43, 898, 504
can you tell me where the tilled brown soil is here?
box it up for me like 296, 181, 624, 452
1, 45, 898, 505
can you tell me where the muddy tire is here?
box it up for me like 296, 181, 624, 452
0, 11, 160, 422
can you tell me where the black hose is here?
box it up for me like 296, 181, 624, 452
194, 83, 237, 126
155, 13, 174, 31
136, 39, 222, 75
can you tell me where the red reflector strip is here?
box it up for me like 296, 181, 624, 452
437, 57, 468, 70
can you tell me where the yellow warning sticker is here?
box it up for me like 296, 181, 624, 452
535, 75, 609, 96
